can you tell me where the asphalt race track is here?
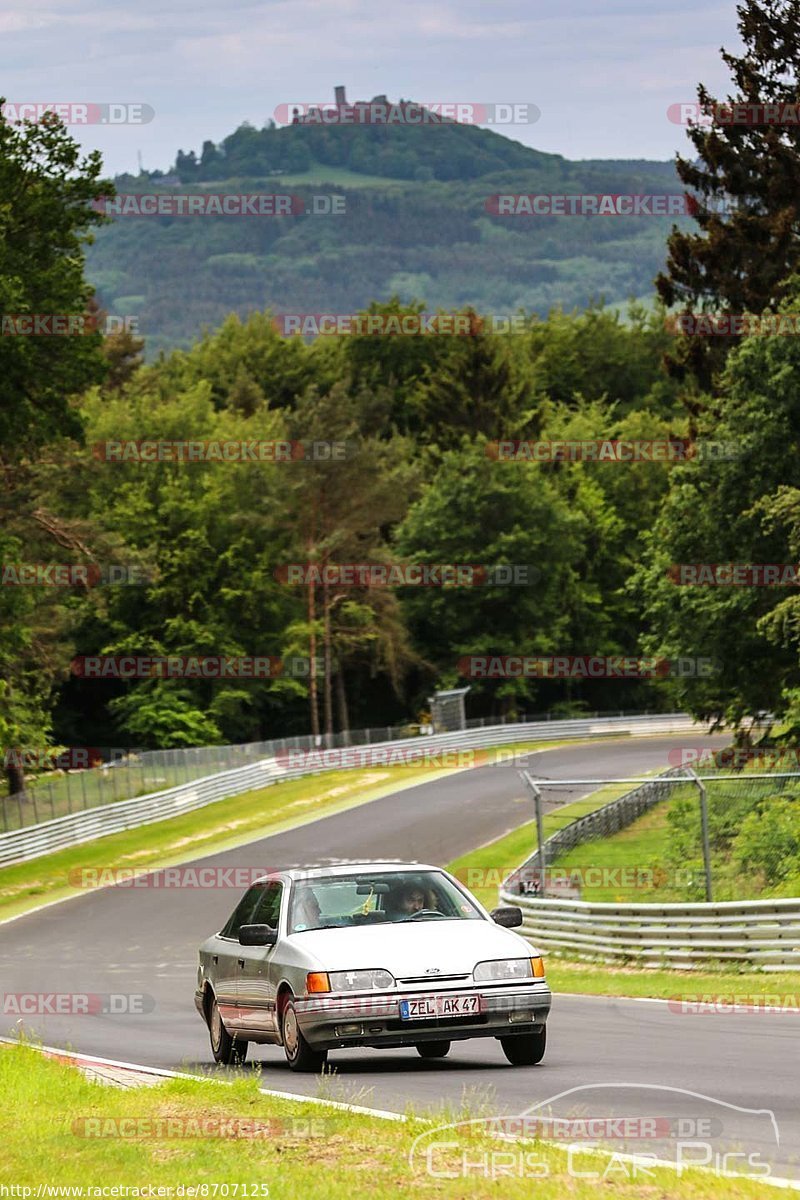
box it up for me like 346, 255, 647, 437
2, 734, 799, 1182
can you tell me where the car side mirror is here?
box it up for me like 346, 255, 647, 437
238, 923, 278, 946
490, 906, 523, 928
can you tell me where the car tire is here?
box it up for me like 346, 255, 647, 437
281, 996, 328, 1073
208, 996, 248, 1066
416, 1041, 451, 1059
500, 1026, 546, 1066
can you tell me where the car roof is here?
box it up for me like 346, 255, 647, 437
255, 862, 441, 884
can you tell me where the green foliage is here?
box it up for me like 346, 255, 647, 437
635, 280, 800, 725
733, 796, 800, 884
86, 155, 691, 354
108, 685, 223, 747
0, 103, 113, 454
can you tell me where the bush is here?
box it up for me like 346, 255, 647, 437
732, 796, 800, 885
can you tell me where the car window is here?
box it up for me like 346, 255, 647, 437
220, 884, 267, 938
288, 871, 482, 933
249, 881, 282, 928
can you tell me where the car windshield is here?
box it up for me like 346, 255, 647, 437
288, 870, 483, 933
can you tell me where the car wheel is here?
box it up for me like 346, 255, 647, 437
208, 996, 248, 1066
281, 996, 328, 1073
416, 1041, 451, 1059
500, 1026, 546, 1066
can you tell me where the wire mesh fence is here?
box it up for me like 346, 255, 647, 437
506, 763, 800, 904
0, 708, 672, 834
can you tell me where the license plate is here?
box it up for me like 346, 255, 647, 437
399, 994, 484, 1020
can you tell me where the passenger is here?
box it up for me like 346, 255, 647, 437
292, 888, 322, 931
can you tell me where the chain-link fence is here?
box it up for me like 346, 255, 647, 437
0, 708, 672, 834
507, 762, 800, 903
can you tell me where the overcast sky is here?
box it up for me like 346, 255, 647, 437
1, 0, 742, 176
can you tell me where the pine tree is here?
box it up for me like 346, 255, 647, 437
656, 0, 800, 387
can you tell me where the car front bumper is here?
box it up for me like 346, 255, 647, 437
294, 982, 552, 1049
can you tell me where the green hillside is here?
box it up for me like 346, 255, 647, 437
87, 105, 688, 354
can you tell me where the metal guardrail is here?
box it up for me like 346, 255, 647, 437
502, 893, 800, 970
501, 765, 800, 970
0, 712, 699, 867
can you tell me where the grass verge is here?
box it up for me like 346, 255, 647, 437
0, 1043, 777, 1198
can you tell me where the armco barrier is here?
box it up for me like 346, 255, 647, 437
500, 764, 800, 970
500, 892, 800, 970
0, 713, 700, 866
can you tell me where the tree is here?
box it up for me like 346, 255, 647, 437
0, 104, 113, 793
0, 105, 112, 454
393, 441, 588, 715
635, 282, 800, 727
411, 314, 536, 444
656, 1, 800, 387
282, 381, 420, 737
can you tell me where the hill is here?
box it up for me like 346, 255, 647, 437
86, 95, 688, 353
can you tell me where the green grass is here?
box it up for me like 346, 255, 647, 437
447, 776, 654, 911
553, 796, 676, 902
0, 736, 594, 925
546, 959, 800, 999
0, 1043, 776, 1198
553, 768, 800, 904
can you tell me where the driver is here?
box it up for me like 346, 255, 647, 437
387, 881, 426, 919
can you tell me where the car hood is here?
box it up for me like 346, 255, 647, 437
286, 918, 538, 976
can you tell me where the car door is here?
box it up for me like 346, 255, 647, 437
214, 885, 264, 1030
236, 880, 283, 1036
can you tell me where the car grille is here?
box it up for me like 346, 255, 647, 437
396, 973, 471, 985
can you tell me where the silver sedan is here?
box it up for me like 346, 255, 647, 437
195, 861, 552, 1072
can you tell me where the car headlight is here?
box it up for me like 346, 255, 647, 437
473, 958, 536, 982
328, 969, 395, 992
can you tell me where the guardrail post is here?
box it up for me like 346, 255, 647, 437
685, 766, 713, 902
519, 770, 546, 893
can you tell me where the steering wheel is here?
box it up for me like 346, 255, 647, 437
408, 909, 448, 919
